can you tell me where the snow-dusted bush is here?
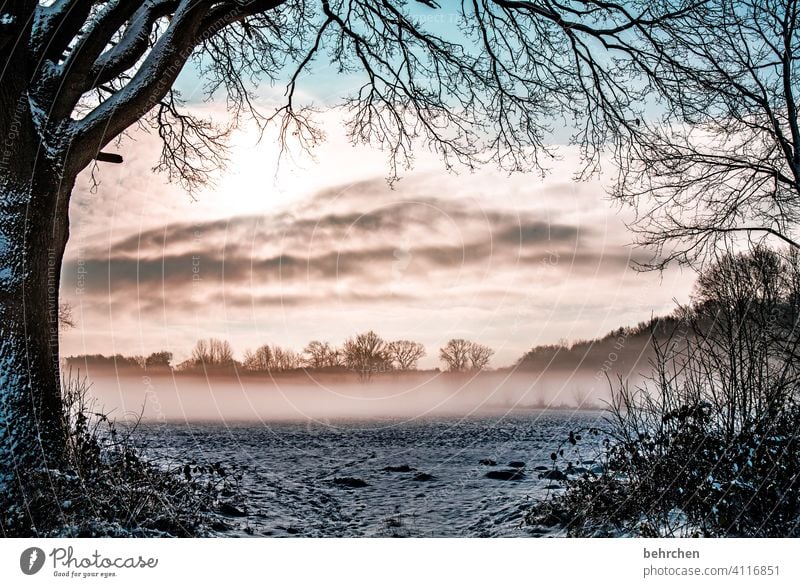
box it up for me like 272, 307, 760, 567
529, 248, 800, 537
2, 371, 243, 537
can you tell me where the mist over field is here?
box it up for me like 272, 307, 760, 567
85, 368, 621, 423
75, 318, 666, 422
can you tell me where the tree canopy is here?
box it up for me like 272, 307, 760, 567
611, 0, 800, 266
0, 0, 703, 190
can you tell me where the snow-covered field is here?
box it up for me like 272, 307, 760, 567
136, 410, 606, 537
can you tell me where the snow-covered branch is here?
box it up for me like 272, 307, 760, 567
68, 0, 216, 172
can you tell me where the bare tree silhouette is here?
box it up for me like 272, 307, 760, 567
386, 340, 426, 370
303, 340, 339, 369
613, 0, 800, 267
439, 338, 472, 372
343, 330, 390, 381
58, 302, 76, 329
243, 344, 273, 371
191, 338, 234, 368
243, 344, 301, 371
468, 342, 494, 371
440, 339, 494, 371
270, 345, 301, 370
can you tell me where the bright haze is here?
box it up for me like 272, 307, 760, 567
59, 87, 693, 420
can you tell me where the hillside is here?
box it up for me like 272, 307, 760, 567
513, 314, 686, 378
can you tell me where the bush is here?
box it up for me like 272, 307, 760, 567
528, 247, 800, 537
2, 370, 243, 537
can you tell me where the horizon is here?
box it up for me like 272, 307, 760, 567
62, 309, 675, 372
59, 110, 695, 370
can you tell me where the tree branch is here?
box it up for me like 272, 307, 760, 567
68, 0, 215, 172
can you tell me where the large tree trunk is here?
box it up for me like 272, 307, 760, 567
0, 103, 72, 531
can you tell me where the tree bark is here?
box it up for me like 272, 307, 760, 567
0, 99, 72, 530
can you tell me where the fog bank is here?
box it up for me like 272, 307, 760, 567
77, 368, 631, 423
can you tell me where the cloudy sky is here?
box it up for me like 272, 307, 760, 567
59, 107, 694, 369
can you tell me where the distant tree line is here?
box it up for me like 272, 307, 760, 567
65, 333, 495, 378
515, 315, 686, 377
64, 351, 174, 371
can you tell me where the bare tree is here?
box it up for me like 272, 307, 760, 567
243, 344, 273, 371
191, 338, 234, 367
270, 345, 301, 370
243, 343, 300, 371
0, 0, 696, 529
58, 302, 76, 330
191, 339, 210, 366
440, 339, 493, 371
207, 338, 234, 366
343, 330, 389, 380
613, 0, 800, 267
303, 340, 339, 368
439, 339, 472, 372
468, 342, 494, 371
387, 340, 426, 370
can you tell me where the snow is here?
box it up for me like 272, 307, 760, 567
27, 98, 56, 147
133, 411, 600, 537
0, 14, 15, 26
